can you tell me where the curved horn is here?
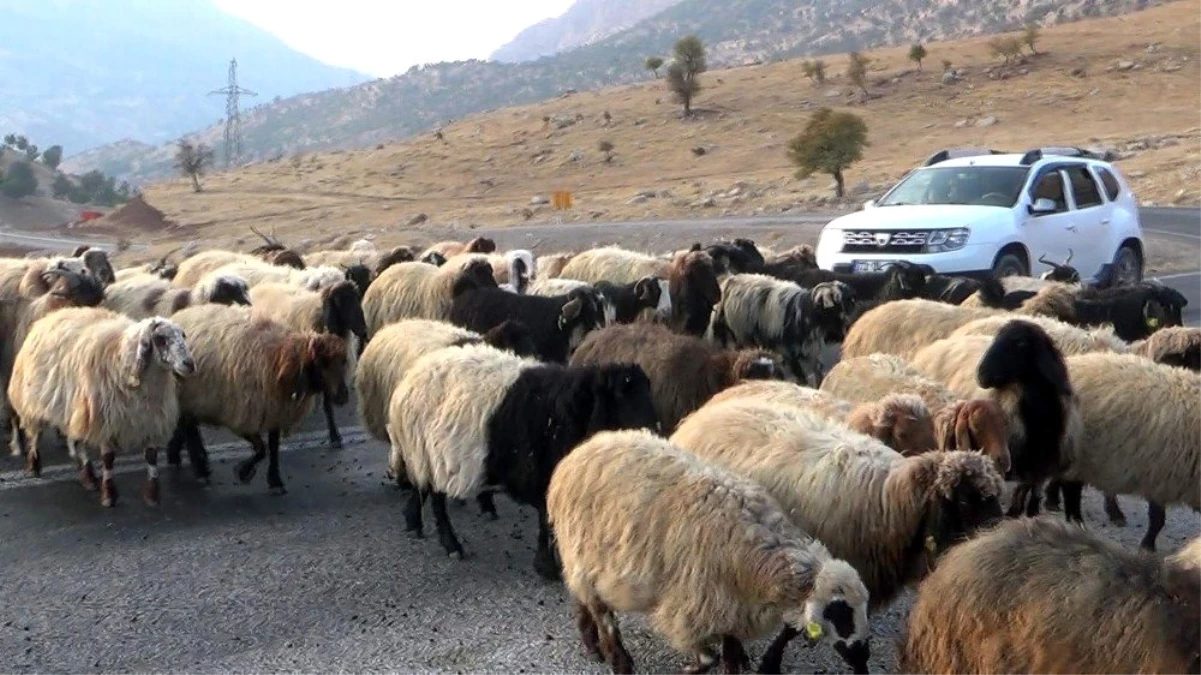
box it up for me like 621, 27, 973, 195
1064, 248, 1074, 265
1038, 253, 1053, 266
249, 225, 279, 247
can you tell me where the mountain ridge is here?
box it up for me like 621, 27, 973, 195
490, 0, 684, 63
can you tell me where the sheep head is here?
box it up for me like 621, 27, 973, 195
847, 394, 936, 456
808, 281, 857, 342
321, 281, 368, 343
265, 248, 305, 269
907, 451, 1004, 568
935, 399, 1011, 477
81, 249, 116, 286
582, 363, 658, 435
976, 320, 1071, 397
419, 250, 448, 267
42, 268, 105, 308
202, 274, 251, 307
450, 257, 498, 297
375, 246, 416, 275
276, 333, 349, 405
1037, 250, 1081, 283
634, 275, 671, 321
124, 317, 194, 387
342, 263, 373, 297
783, 558, 871, 675
888, 261, 928, 298
481, 320, 537, 359
729, 349, 781, 382
558, 288, 607, 353
775, 244, 818, 269
465, 237, 497, 254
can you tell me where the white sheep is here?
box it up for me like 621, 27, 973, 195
548, 429, 871, 674
949, 313, 1129, 355
172, 249, 263, 287
7, 307, 193, 507
360, 255, 496, 336
102, 273, 251, 319
200, 260, 344, 292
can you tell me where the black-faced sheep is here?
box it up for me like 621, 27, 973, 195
165, 305, 349, 492
911, 320, 1081, 518
569, 322, 780, 434
490, 250, 536, 293
386, 343, 657, 578
670, 398, 1004, 668
821, 354, 1012, 476
782, 261, 927, 307
247, 280, 368, 449
8, 308, 193, 507
899, 517, 1201, 674
702, 238, 766, 274
549, 429, 872, 675
1068, 281, 1189, 341
102, 273, 251, 319
449, 286, 607, 363
173, 249, 265, 287
706, 379, 939, 458
423, 237, 496, 259
707, 274, 854, 385
361, 255, 496, 336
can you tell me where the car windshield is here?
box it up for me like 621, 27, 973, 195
877, 166, 1030, 207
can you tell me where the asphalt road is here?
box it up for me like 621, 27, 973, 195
0, 210, 1197, 674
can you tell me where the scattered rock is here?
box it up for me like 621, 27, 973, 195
824, 89, 843, 98
568, 151, 584, 162
954, 119, 970, 128
627, 195, 650, 205
530, 195, 549, 206
691, 146, 707, 157
1116, 60, 1136, 72
1069, 67, 1088, 78
975, 116, 999, 128
1161, 62, 1182, 73
941, 71, 959, 85
633, 118, 647, 126
1147, 42, 1162, 53
407, 213, 428, 226
692, 197, 717, 208
1018, 68, 1029, 76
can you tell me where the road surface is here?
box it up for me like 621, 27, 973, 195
0, 210, 1197, 673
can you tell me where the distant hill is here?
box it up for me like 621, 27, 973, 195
491, 0, 684, 63
72, 0, 1167, 185
0, 0, 368, 157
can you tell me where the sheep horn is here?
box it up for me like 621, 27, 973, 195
1038, 253, 1053, 266
1064, 249, 1074, 265
249, 225, 280, 247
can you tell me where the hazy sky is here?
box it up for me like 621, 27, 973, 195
213, 0, 576, 77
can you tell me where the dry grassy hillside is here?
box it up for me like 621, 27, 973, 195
119, 1, 1198, 254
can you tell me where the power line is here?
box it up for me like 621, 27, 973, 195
207, 58, 257, 167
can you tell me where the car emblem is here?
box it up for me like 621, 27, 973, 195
874, 233, 891, 246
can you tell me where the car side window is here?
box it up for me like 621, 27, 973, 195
1094, 167, 1122, 201
1030, 170, 1068, 213
1065, 165, 1104, 209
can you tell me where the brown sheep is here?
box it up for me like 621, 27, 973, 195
1131, 326, 1201, 371
423, 237, 496, 259
899, 517, 1200, 674
569, 322, 781, 434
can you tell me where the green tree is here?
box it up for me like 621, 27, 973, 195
174, 139, 214, 192
13, 135, 28, 151
51, 173, 73, 198
0, 161, 39, 199
2, 134, 14, 147
598, 139, 615, 163
811, 58, 827, 83
908, 43, 928, 70
846, 51, 871, 95
666, 35, 707, 117
41, 145, 63, 171
988, 36, 1023, 64
644, 55, 664, 78
787, 107, 869, 199
942, 58, 954, 73
23, 144, 38, 162
1022, 23, 1041, 55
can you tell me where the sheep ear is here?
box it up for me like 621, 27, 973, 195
1142, 299, 1162, 329
635, 277, 655, 302
934, 404, 959, 451
123, 321, 156, 387
954, 404, 975, 453
558, 297, 583, 329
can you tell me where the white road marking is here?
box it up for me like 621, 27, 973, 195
1143, 227, 1201, 241
0, 427, 371, 491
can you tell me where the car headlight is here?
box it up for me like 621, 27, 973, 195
925, 227, 970, 253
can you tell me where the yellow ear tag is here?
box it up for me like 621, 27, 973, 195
925, 535, 937, 553
1147, 316, 1160, 328
805, 622, 823, 640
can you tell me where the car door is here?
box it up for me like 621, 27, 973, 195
1061, 164, 1114, 277
1022, 168, 1076, 275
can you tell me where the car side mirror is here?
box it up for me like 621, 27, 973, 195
863, 199, 877, 210
1028, 197, 1057, 215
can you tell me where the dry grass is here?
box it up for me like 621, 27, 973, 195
116, 1, 1199, 256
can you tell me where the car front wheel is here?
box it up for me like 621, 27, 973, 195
1112, 245, 1143, 285
991, 251, 1029, 278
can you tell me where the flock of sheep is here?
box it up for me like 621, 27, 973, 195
0, 231, 1198, 674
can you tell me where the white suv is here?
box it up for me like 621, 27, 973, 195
815, 147, 1145, 283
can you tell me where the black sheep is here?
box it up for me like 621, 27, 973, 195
594, 277, 669, 324
450, 286, 607, 363
1073, 281, 1188, 341
785, 261, 928, 306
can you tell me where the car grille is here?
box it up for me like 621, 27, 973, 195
842, 230, 929, 254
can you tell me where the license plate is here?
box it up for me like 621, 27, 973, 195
852, 260, 896, 273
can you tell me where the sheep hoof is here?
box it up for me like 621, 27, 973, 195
268, 484, 288, 496
447, 549, 463, 560
533, 556, 562, 582
235, 462, 257, 484
484, 511, 499, 522
100, 480, 118, 508
1109, 516, 1127, 527
142, 480, 160, 507
79, 465, 99, 491
329, 437, 343, 450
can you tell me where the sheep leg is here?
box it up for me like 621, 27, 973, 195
142, 447, 160, 507
235, 434, 267, 484
533, 506, 561, 581
1103, 493, 1127, 526
403, 488, 427, 537
8, 410, 26, 459
74, 442, 98, 492
684, 646, 719, 674
22, 426, 40, 478
166, 423, 184, 467
1060, 480, 1084, 523
265, 429, 286, 495
477, 491, 498, 520
757, 625, 799, 674
1024, 486, 1042, 518
182, 422, 210, 483
720, 636, 750, 674
1043, 479, 1062, 511
321, 394, 343, 449
429, 491, 464, 559
1006, 483, 1031, 518
588, 599, 634, 674
574, 601, 603, 662
1140, 502, 1166, 551
99, 444, 118, 508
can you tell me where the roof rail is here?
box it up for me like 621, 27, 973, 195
923, 148, 1007, 167
1019, 146, 1106, 165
